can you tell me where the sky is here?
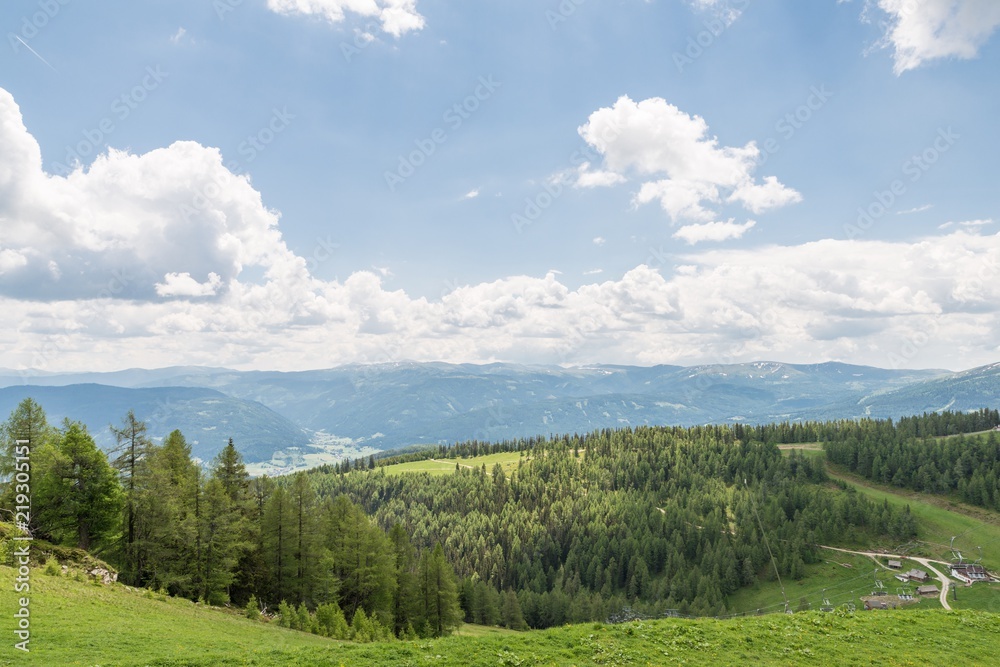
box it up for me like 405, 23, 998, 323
0, 0, 998, 373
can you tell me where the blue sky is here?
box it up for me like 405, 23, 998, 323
1, 0, 998, 372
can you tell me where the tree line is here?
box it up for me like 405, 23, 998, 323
823, 409, 1000, 509
0, 399, 462, 640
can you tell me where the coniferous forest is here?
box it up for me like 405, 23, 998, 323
4, 399, 999, 638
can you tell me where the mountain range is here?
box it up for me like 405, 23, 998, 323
1, 360, 999, 465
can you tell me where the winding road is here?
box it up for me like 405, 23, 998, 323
816, 545, 953, 610
911, 558, 952, 611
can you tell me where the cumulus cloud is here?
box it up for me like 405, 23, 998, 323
0, 87, 310, 303
673, 219, 756, 244
156, 272, 224, 298
869, 0, 1000, 74
574, 162, 627, 189
576, 96, 801, 222
267, 0, 425, 37
4, 86, 1000, 373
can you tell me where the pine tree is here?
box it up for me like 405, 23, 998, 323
211, 439, 255, 604
0, 398, 55, 533
389, 523, 419, 636
316, 601, 349, 638
214, 438, 251, 503
33, 422, 121, 550
417, 543, 462, 637
111, 410, 154, 585
289, 472, 319, 605
500, 589, 528, 630
142, 431, 199, 596
198, 477, 247, 604
1, 398, 53, 480
323, 495, 396, 626
262, 486, 297, 603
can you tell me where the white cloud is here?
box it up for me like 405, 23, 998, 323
938, 218, 994, 230
170, 27, 187, 45
574, 162, 627, 189
592, 237, 606, 246
673, 219, 756, 244
729, 177, 803, 214
267, 0, 425, 37
897, 204, 933, 215
583, 269, 604, 276
0, 87, 310, 303
462, 188, 480, 200
871, 0, 1000, 74
4, 87, 1000, 373
0, 249, 29, 274
156, 272, 223, 298
577, 96, 800, 222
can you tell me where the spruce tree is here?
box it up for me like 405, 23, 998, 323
34, 422, 121, 550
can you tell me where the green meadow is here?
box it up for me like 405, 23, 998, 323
1, 565, 999, 666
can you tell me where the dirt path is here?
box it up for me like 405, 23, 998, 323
816, 545, 953, 610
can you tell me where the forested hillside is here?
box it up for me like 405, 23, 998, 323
824, 409, 1000, 509
3, 399, 995, 641
306, 425, 920, 625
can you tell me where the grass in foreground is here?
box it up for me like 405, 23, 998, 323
3, 565, 1000, 666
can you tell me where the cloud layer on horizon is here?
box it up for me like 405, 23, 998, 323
2, 87, 999, 373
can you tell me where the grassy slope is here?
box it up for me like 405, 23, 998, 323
1, 566, 999, 666
373, 451, 527, 477
822, 463, 1000, 569
739, 447, 1000, 614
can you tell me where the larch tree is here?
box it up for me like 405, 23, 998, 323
33, 422, 121, 550
110, 409, 154, 585
416, 543, 462, 637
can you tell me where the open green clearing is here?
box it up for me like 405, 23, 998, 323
1, 565, 998, 666
373, 450, 528, 477
724, 553, 912, 615
731, 447, 1000, 615
823, 463, 1000, 569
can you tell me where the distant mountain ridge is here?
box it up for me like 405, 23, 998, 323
1, 360, 998, 465
0, 384, 308, 462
